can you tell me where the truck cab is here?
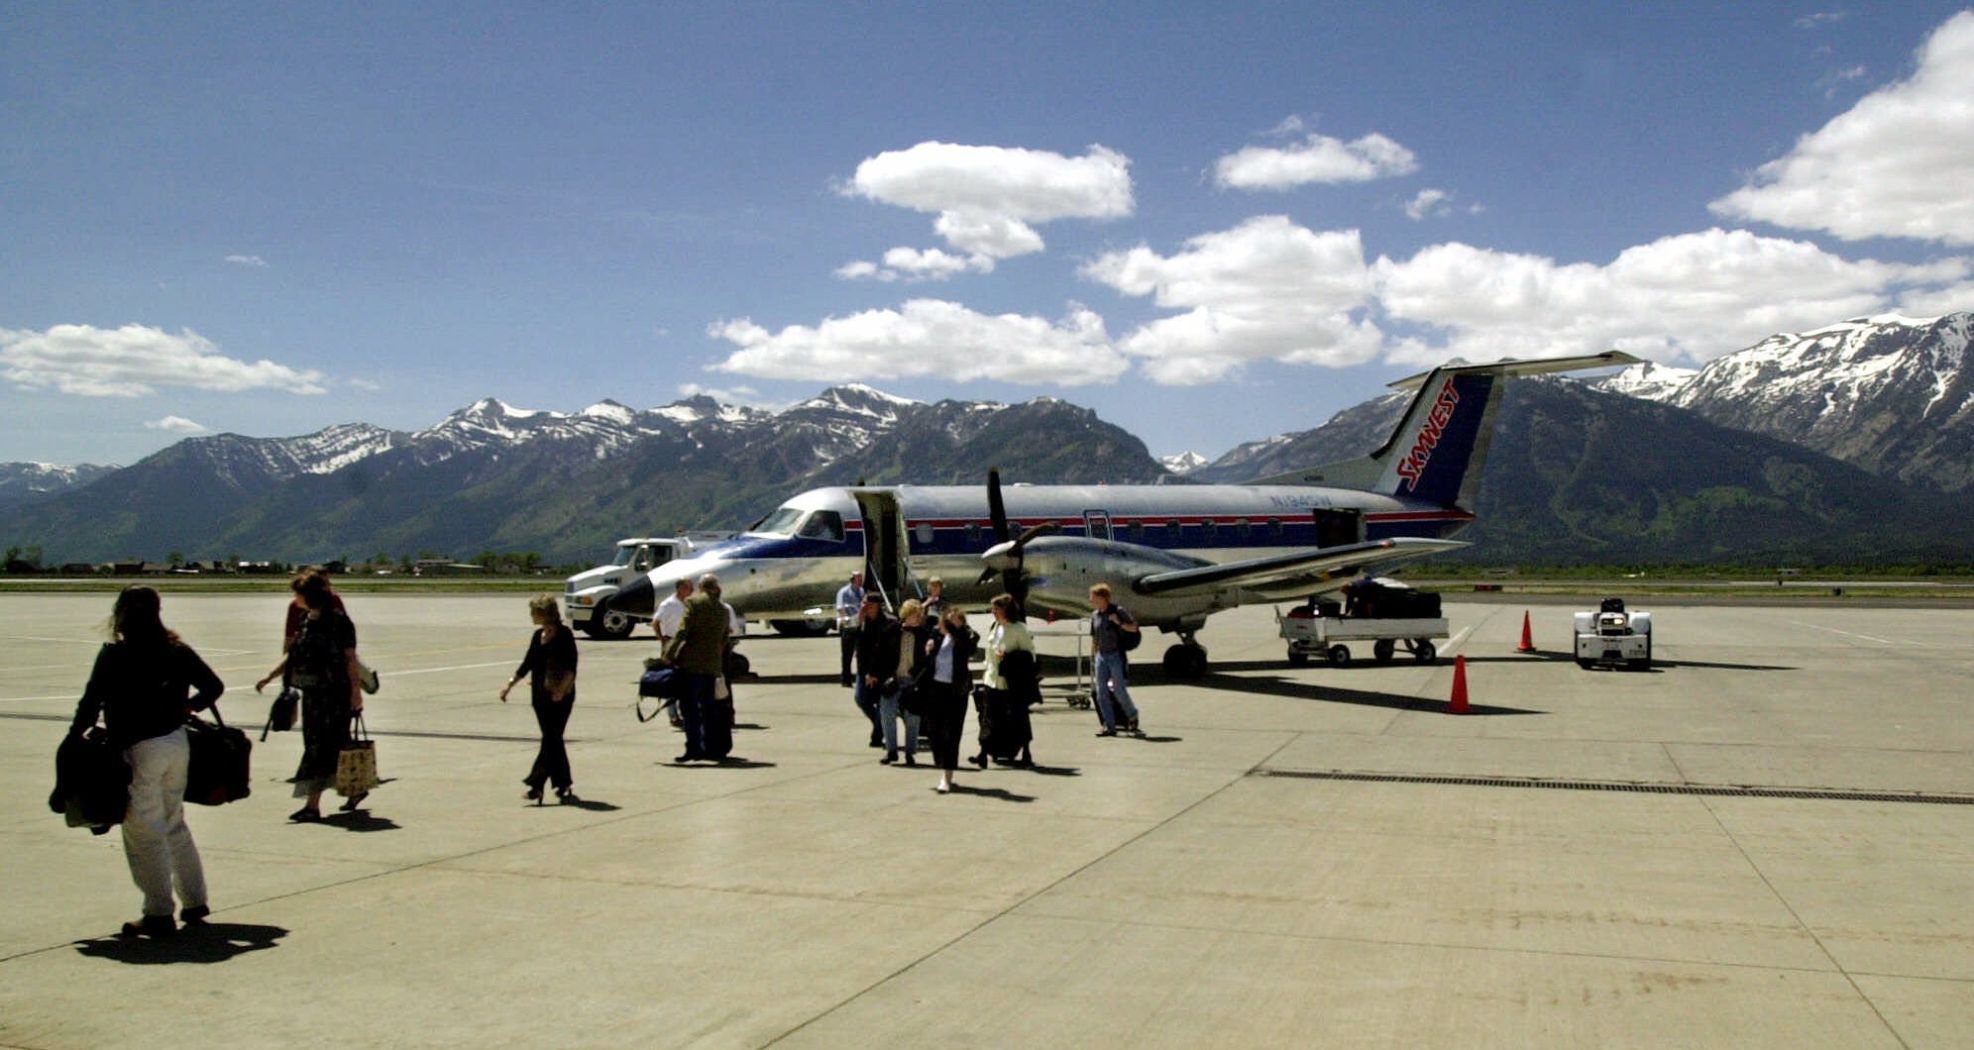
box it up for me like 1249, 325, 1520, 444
565, 538, 696, 639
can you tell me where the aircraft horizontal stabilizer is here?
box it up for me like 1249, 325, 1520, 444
1386, 350, 1642, 391
1132, 537, 1466, 596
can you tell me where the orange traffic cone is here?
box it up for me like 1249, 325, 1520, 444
1516, 611, 1536, 653
1449, 655, 1470, 714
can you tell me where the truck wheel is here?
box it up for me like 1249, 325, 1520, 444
1577, 659, 1595, 670
1373, 640, 1395, 664
1413, 640, 1436, 663
591, 603, 636, 641
1327, 644, 1351, 666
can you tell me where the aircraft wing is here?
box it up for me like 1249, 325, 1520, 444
1133, 537, 1466, 597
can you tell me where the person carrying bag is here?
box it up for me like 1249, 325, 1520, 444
68, 586, 220, 938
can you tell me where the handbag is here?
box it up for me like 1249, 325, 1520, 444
260, 685, 299, 741
184, 706, 253, 806
333, 714, 379, 798
884, 677, 920, 716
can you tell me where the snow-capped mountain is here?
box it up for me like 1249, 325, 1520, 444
1667, 312, 1974, 492
1159, 451, 1210, 475
0, 462, 119, 511
1, 385, 1158, 562
1592, 361, 1698, 403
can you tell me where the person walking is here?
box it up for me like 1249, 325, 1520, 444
69, 586, 221, 938
1089, 583, 1142, 737
499, 595, 580, 804
851, 592, 890, 750
256, 572, 365, 820
653, 578, 692, 727
972, 593, 1037, 768
915, 605, 978, 793
920, 576, 946, 623
835, 571, 864, 687
663, 573, 729, 763
877, 598, 930, 765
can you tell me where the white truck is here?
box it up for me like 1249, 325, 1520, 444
564, 537, 702, 640
1574, 597, 1653, 670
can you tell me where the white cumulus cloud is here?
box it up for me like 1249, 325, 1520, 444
838, 246, 996, 283
709, 299, 1126, 386
1710, 11, 1974, 245
1083, 216, 1383, 384
1373, 228, 1969, 366
144, 415, 208, 433
1404, 188, 1453, 220
224, 254, 268, 268
844, 142, 1133, 262
1214, 131, 1419, 191
0, 324, 328, 397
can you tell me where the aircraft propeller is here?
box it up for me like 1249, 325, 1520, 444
977, 468, 1057, 609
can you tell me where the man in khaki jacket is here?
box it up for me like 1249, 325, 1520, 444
664, 574, 729, 761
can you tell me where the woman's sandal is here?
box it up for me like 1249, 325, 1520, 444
338, 791, 368, 812
288, 807, 322, 823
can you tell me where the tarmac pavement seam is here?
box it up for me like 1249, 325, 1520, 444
754, 732, 1307, 1049
1692, 793, 1914, 1049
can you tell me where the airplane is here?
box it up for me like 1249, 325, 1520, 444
607, 352, 1639, 676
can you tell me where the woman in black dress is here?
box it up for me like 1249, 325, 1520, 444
914, 605, 977, 794
256, 572, 363, 821
500, 595, 579, 803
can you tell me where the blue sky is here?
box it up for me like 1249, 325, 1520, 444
4, 2, 1972, 467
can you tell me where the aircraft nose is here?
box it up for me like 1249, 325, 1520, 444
612, 573, 657, 617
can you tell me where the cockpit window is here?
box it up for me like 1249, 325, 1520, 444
750, 507, 806, 536
798, 510, 845, 542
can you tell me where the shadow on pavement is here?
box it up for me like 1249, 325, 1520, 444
319, 811, 401, 832
1201, 673, 1543, 716
74, 922, 289, 965
947, 784, 1037, 803
555, 797, 622, 812
1024, 764, 1081, 777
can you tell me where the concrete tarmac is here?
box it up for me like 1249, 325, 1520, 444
1, 593, 1970, 1048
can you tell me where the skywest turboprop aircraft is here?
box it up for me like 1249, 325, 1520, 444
609, 352, 1638, 676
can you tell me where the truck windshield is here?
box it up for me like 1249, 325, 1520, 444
609, 546, 639, 567
750, 507, 805, 536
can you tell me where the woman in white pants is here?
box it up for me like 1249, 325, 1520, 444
70, 586, 224, 938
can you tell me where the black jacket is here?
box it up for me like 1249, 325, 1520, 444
913, 624, 978, 690
48, 728, 131, 833
70, 640, 223, 751
855, 613, 899, 682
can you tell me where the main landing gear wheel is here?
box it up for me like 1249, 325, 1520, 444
768, 619, 830, 638
1162, 643, 1208, 678
585, 602, 636, 640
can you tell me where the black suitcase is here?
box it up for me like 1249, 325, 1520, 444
700, 695, 734, 760
184, 707, 252, 806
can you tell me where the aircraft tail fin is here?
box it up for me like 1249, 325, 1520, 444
1247, 352, 1640, 511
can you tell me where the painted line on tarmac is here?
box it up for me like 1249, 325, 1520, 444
1444, 625, 1474, 652
0, 695, 80, 705
1784, 620, 1914, 646
376, 660, 514, 677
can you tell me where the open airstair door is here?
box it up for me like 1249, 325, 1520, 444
851, 489, 908, 611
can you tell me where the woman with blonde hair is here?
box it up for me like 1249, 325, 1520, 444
500, 595, 579, 803
71, 586, 222, 937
